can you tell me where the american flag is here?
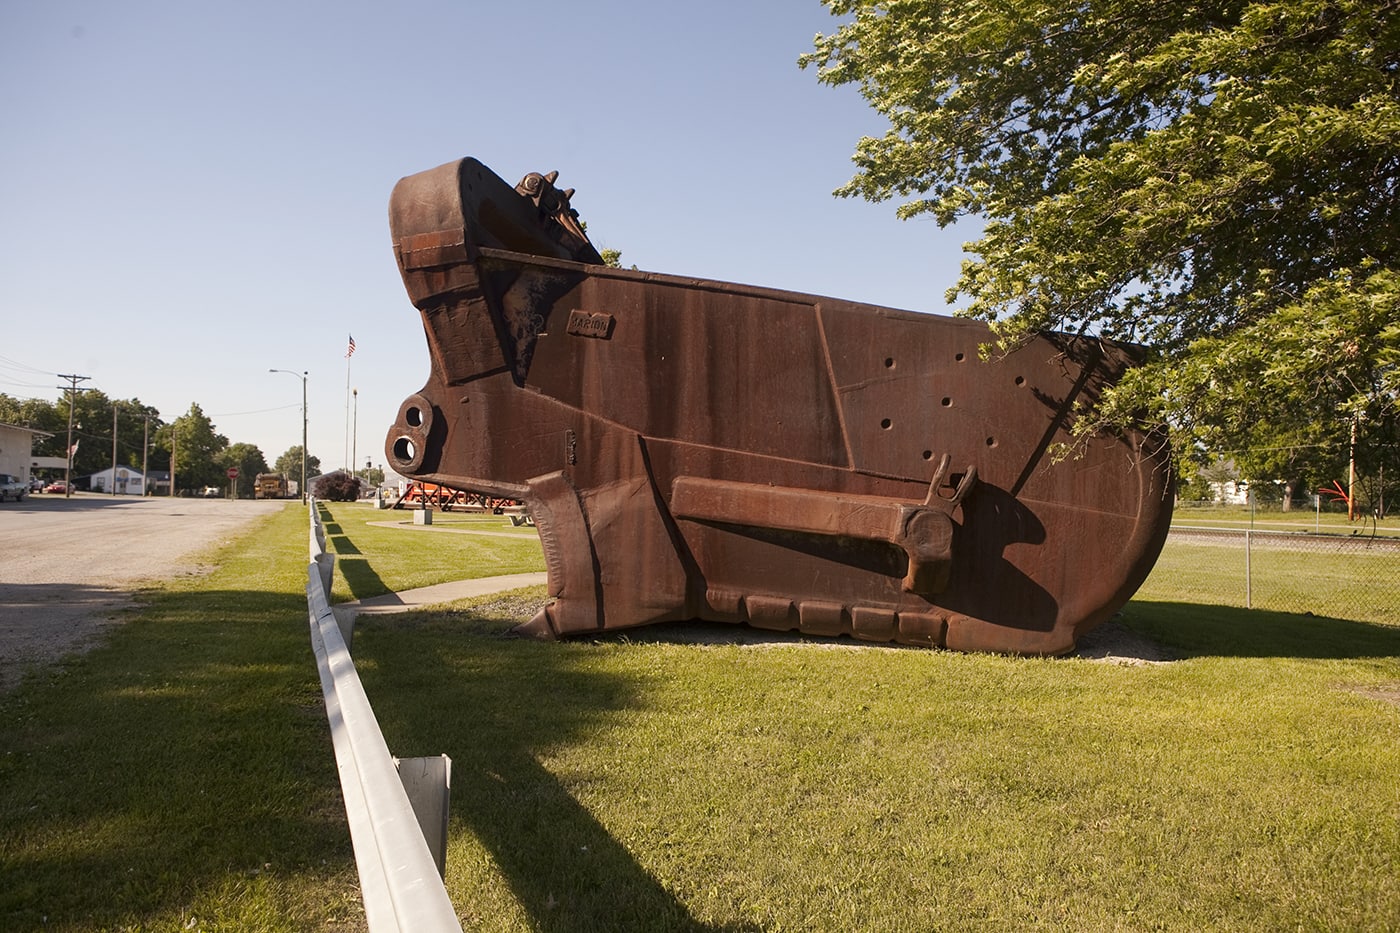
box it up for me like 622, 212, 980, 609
346, 334, 356, 358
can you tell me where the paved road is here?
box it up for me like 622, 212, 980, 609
0, 494, 287, 691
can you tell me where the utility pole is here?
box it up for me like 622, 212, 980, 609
110, 402, 120, 496
142, 414, 150, 496
1348, 415, 1357, 522
57, 373, 90, 498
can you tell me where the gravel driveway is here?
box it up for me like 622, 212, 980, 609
0, 494, 287, 691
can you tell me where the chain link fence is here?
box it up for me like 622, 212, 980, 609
1136, 525, 1400, 626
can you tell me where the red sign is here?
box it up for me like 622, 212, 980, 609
227, 468, 239, 479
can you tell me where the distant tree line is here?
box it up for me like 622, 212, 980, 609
0, 392, 320, 498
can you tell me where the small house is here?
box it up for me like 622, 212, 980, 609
88, 466, 147, 496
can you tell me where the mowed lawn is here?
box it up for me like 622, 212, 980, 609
2, 501, 1398, 931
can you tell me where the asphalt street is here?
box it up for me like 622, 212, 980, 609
0, 493, 286, 691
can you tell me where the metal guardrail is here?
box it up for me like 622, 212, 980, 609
305, 500, 462, 932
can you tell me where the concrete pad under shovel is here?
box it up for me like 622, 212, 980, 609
331, 572, 547, 648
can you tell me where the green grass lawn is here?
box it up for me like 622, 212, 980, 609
321, 505, 545, 602
1138, 532, 1400, 626
337, 504, 1400, 932
354, 594, 1400, 932
0, 503, 363, 932
3, 501, 1397, 931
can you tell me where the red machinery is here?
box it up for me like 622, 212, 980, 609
393, 481, 518, 514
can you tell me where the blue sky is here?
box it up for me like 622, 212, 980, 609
1, 1, 974, 475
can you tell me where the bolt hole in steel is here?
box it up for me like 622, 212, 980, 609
941, 397, 952, 407
393, 437, 416, 462
405, 406, 424, 428
1015, 375, 1026, 386
986, 436, 998, 447
884, 357, 895, 368
922, 450, 933, 460
881, 418, 892, 430
955, 352, 966, 362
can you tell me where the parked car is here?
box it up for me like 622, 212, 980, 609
43, 481, 74, 494
0, 473, 26, 501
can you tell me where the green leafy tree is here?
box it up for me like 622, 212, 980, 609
803, 0, 1400, 475
155, 403, 228, 494
34, 388, 138, 481
218, 443, 270, 498
3, 392, 163, 484
598, 246, 637, 270
275, 445, 320, 488
1223, 421, 1345, 510
108, 399, 161, 475
66, 389, 118, 479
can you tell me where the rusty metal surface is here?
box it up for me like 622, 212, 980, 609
383, 157, 1173, 655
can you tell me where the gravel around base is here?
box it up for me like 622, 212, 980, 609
0, 494, 287, 692
591, 614, 1174, 663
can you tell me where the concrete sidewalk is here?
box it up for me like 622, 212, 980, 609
330, 571, 548, 629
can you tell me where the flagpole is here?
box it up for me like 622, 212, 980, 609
344, 334, 356, 472
344, 359, 350, 473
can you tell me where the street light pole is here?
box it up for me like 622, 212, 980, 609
269, 369, 309, 503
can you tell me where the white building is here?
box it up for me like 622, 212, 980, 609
1211, 478, 1251, 505
88, 466, 146, 496
0, 422, 52, 484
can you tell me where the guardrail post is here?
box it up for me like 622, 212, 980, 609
395, 755, 452, 878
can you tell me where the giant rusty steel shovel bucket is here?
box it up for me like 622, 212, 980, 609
383, 157, 1172, 655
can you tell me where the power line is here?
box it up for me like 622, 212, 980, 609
0, 376, 57, 390
208, 403, 302, 417
0, 354, 56, 376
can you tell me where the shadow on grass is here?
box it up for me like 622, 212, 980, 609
329, 534, 361, 555
337, 555, 389, 600
0, 587, 356, 929
1125, 599, 1400, 659
357, 612, 744, 932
